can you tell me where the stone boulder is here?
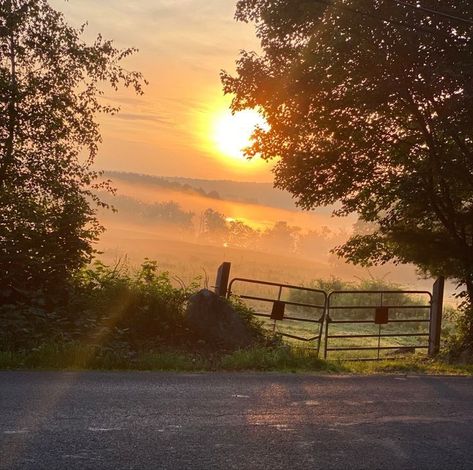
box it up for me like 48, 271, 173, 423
185, 289, 253, 349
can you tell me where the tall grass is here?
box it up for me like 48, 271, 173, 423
1, 342, 472, 375
0, 261, 464, 368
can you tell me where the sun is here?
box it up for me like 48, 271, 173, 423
213, 109, 268, 162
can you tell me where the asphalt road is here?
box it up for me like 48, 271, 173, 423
0, 372, 472, 469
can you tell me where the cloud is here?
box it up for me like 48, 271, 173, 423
117, 112, 174, 126
48, 0, 268, 182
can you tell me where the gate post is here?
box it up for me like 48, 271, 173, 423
215, 262, 231, 297
429, 277, 445, 356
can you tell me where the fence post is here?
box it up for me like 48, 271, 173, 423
215, 262, 231, 297
429, 277, 445, 356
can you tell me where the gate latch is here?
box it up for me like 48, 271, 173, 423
271, 301, 285, 321
375, 307, 389, 324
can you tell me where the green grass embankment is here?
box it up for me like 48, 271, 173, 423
1, 342, 472, 376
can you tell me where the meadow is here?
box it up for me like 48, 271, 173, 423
1, 174, 462, 371
0, 256, 463, 373
96, 172, 443, 295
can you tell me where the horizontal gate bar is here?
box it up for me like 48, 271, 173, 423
253, 313, 323, 323
229, 277, 328, 294
326, 346, 429, 351
281, 333, 319, 342
327, 333, 430, 339
328, 319, 430, 324
329, 290, 432, 296
329, 305, 430, 310
337, 357, 413, 362
229, 276, 437, 362
239, 294, 325, 310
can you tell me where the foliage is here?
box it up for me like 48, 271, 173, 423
223, 0, 473, 347
1, 342, 471, 374
345, 356, 473, 376
0, 342, 339, 372
226, 219, 260, 249
227, 295, 279, 346
0, 260, 195, 351
105, 171, 222, 201
289, 277, 429, 324
200, 208, 229, 243
219, 346, 337, 371
198, 206, 342, 256
70, 259, 199, 350
98, 192, 195, 229
0, 259, 470, 369
260, 220, 300, 253
0, 259, 273, 354
290, 277, 424, 304
443, 303, 473, 360
0, 342, 206, 371
0, 0, 145, 303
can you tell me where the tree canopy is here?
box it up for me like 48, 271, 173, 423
0, 0, 145, 302
222, 0, 473, 342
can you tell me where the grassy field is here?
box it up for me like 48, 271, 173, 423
233, 286, 435, 361
253, 316, 436, 363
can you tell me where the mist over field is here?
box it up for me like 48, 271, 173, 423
96, 172, 436, 292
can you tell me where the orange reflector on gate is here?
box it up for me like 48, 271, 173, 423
375, 307, 389, 324
271, 301, 285, 320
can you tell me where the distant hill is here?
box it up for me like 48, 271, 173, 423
104, 171, 222, 201
163, 176, 298, 210
104, 171, 333, 213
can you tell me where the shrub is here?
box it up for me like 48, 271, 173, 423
443, 304, 473, 360
0, 259, 199, 352
0, 259, 273, 355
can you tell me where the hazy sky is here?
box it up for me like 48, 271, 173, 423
50, 0, 274, 182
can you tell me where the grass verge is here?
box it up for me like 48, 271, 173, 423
0, 343, 472, 375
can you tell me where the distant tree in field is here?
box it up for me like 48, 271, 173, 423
207, 190, 221, 200
0, 0, 145, 302
222, 1, 473, 349
97, 193, 194, 229
142, 201, 194, 229
200, 209, 229, 244
260, 221, 300, 254
227, 219, 260, 248
299, 227, 349, 261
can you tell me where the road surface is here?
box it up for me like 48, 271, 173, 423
1, 372, 472, 469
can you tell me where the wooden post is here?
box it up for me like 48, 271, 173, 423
215, 262, 231, 297
429, 277, 445, 356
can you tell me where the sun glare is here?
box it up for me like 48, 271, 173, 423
213, 109, 268, 162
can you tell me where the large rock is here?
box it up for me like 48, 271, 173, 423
185, 289, 253, 349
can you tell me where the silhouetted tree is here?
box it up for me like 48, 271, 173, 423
299, 227, 348, 261
0, 0, 145, 303
227, 220, 259, 248
223, 0, 473, 348
201, 209, 229, 244
260, 221, 300, 253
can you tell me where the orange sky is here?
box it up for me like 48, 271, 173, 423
50, 0, 274, 182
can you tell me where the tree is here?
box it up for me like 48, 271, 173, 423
0, 0, 145, 302
227, 219, 259, 248
200, 208, 229, 244
299, 227, 348, 261
260, 221, 300, 253
222, 1, 473, 346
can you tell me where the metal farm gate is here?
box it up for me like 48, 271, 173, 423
215, 263, 444, 361
227, 277, 327, 355
323, 290, 433, 361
